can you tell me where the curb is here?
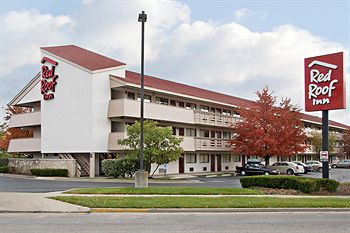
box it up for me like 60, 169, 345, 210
90, 208, 350, 213
0, 209, 91, 214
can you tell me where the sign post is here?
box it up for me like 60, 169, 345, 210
304, 52, 346, 179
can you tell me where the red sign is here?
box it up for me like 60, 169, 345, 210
304, 52, 346, 111
41, 57, 58, 100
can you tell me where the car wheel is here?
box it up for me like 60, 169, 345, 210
240, 171, 246, 176
332, 165, 337, 168
304, 171, 308, 174
318, 167, 322, 172
264, 172, 269, 176
286, 169, 294, 175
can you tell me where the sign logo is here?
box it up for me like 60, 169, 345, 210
320, 151, 329, 162
41, 57, 58, 100
304, 52, 346, 111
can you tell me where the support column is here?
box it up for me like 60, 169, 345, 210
95, 154, 100, 176
89, 152, 95, 178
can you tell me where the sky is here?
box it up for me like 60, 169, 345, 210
0, 0, 349, 126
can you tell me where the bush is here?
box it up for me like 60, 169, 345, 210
240, 175, 339, 193
102, 158, 139, 178
0, 166, 9, 173
0, 158, 9, 166
30, 168, 68, 177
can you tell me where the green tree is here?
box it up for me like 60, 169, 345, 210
118, 120, 183, 177
310, 130, 336, 156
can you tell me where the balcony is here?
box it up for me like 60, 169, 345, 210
108, 99, 195, 124
8, 111, 41, 128
194, 138, 231, 151
108, 132, 196, 151
194, 110, 240, 127
7, 137, 41, 153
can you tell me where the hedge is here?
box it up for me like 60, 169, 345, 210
30, 168, 68, 177
240, 175, 339, 193
102, 158, 139, 178
0, 158, 9, 166
0, 166, 9, 173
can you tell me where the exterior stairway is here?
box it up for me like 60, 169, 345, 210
58, 153, 90, 177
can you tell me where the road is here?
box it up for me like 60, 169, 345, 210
0, 212, 349, 233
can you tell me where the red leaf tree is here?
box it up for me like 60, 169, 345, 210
230, 87, 307, 165
0, 106, 33, 151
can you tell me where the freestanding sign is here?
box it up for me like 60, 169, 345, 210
305, 52, 346, 111
304, 52, 346, 179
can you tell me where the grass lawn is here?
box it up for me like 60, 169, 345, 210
64, 187, 263, 195
52, 196, 350, 208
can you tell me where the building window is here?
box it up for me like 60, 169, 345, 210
200, 129, 209, 138
186, 102, 196, 110
199, 154, 209, 163
127, 92, 135, 100
178, 101, 185, 108
172, 127, 176, 135
156, 97, 169, 105
186, 154, 196, 163
170, 99, 176, 106
223, 154, 231, 163
222, 109, 231, 116
200, 105, 209, 112
233, 155, 241, 162
178, 127, 184, 136
137, 94, 151, 103
186, 128, 196, 137
223, 131, 231, 139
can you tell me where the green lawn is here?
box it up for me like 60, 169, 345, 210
52, 196, 350, 208
64, 187, 263, 195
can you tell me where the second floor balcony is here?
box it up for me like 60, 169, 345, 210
194, 110, 240, 127
9, 111, 41, 128
7, 137, 41, 153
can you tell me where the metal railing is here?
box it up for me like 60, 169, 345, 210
194, 137, 231, 151
194, 110, 241, 127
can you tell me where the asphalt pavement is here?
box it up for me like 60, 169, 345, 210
0, 212, 349, 233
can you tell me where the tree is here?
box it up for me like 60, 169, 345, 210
118, 120, 183, 177
230, 87, 307, 165
309, 130, 336, 156
0, 106, 33, 151
341, 129, 350, 157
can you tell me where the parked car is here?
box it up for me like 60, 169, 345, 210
268, 162, 304, 175
292, 161, 312, 174
331, 160, 350, 168
304, 161, 323, 171
236, 163, 279, 176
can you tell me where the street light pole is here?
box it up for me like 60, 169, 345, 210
135, 10, 148, 188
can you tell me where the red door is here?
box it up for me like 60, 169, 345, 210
179, 156, 184, 174
211, 155, 215, 172
217, 154, 221, 172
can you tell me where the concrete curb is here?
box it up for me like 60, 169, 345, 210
0, 210, 91, 213
90, 208, 350, 213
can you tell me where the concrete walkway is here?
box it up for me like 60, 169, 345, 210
0, 192, 90, 213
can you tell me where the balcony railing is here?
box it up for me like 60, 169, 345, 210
8, 111, 41, 128
194, 137, 231, 151
194, 110, 240, 127
7, 137, 41, 153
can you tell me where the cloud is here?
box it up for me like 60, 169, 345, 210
1, 1, 349, 125
234, 8, 267, 21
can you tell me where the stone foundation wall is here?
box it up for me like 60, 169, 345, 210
8, 158, 77, 177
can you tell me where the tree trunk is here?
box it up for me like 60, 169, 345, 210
151, 164, 160, 178
264, 156, 270, 166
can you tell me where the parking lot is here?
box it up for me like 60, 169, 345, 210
302, 168, 350, 182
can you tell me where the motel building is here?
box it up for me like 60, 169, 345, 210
7, 45, 349, 177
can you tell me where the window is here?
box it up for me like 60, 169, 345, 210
233, 155, 241, 162
172, 127, 176, 135
216, 131, 222, 138
137, 94, 151, 103
156, 97, 169, 105
210, 131, 216, 138
127, 92, 135, 100
178, 127, 184, 136
178, 101, 185, 108
223, 154, 231, 163
210, 107, 216, 113
222, 109, 231, 116
199, 154, 209, 163
186, 128, 196, 137
186, 102, 196, 110
200, 105, 209, 112
200, 129, 209, 138
170, 99, 176, 106
223, 132, 231, 139
186, 154, 196, 163
203, 167, 207, 171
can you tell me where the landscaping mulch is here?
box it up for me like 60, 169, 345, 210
252, 187, 303, 195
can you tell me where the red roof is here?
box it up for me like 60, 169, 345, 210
41, 45, 126, 71
114, 70, 349, 129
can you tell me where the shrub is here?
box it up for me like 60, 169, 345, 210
102, 158, 139, 178
0, 158, 9, 166
0, 166, 9, 173
240, 175, 339, 193
30, 168, 68, 177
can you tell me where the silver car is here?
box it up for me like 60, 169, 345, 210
332, 160, 350, 168
268, 162, 304, 175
